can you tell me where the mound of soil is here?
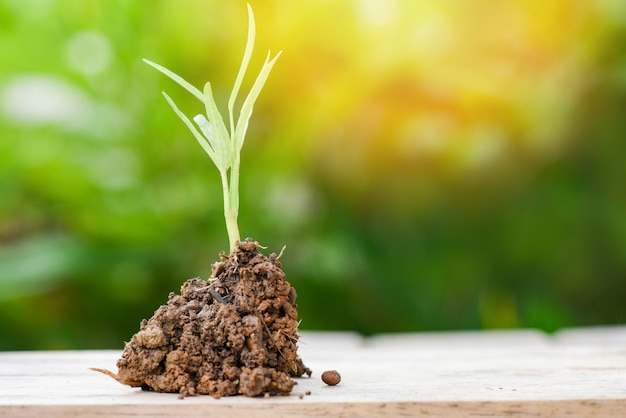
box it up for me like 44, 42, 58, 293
94, 239, 311, 398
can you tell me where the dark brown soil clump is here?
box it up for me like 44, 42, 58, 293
94, 239, 311, 398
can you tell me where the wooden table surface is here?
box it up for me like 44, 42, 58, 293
1, 327, 625, 417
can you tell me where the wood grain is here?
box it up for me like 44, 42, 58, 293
1, 327, 625, 417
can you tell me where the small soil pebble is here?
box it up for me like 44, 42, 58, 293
321, 370, 341, 386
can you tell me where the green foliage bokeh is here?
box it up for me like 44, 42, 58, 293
1, 0, 626, 349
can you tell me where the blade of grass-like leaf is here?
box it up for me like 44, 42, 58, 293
203, 82, 232, 171
234, 50, 282, 151
228, 3, 256, 136
162, 92, 219, 166
144, 59, 204, 103
193, 114, 217, 151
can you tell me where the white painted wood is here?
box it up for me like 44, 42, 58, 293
1, 328, 625, 417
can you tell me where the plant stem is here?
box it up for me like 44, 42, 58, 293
220, 169, 240, 252
230, 153, 241, 229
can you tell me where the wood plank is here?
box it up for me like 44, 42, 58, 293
1, 328, 626, 417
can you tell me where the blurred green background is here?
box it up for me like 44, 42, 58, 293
1, 0, 626, 350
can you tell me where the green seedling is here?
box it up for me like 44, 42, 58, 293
144, 4, 281, 252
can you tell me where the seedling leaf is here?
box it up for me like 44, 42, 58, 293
202, 82, 232, 171
234, 50, 282, 152
162, 92, 218, 166
228, 3, 256, 137
144, 58, 204, 103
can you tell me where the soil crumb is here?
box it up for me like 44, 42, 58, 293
321, 370, 341, 386
95, 239, 311, 398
